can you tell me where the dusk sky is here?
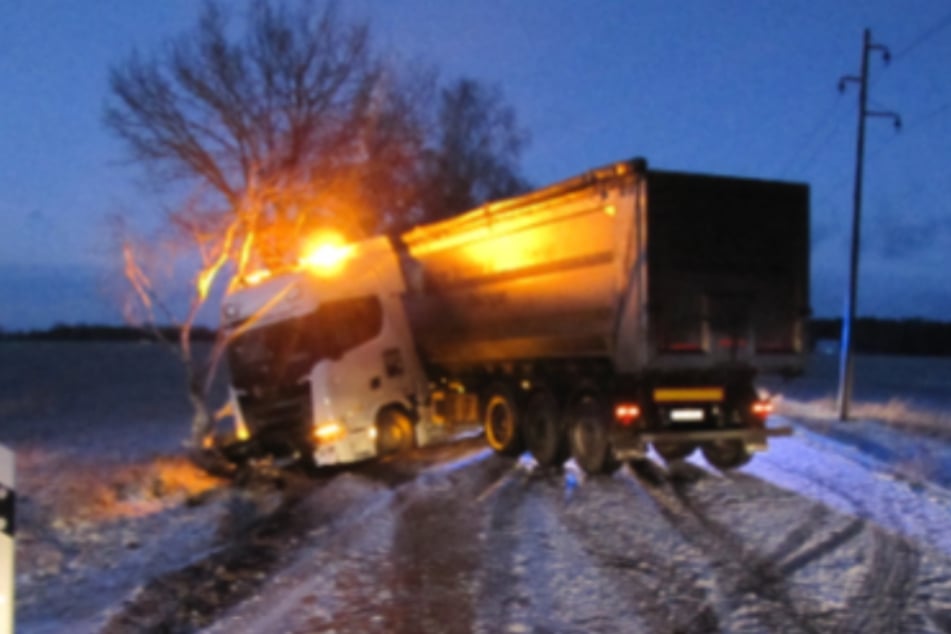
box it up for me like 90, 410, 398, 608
1, 1, 949, 331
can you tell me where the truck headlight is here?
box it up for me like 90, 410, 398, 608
235, 417, 250, 441
314, 421, 346, 443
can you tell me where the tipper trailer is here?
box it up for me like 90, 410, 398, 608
220, 158, 808, 473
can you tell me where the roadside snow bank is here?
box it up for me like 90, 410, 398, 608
755, 353, 951, 488
16, 450, 228, 633
775, 395, 951, 439
766, 396, 951, 491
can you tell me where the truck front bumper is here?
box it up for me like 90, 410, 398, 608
312, 426, 378, 466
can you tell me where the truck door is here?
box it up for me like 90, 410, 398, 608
646, 170, 808, 369
708, 292, 753, 362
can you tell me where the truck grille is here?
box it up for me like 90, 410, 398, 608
237, 384, 312, 452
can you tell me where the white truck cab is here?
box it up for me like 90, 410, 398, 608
221, 236, 439, 467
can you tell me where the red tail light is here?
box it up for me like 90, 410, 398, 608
614, 403, 641, 426
752, 400, 773, 419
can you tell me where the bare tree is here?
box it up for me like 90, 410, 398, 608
107, 1, 428, 462
105, 1, 529, 466
418, 78, 530, 222
107, 1, 426, 250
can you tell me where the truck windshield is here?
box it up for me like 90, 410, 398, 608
227, 295, 383, 389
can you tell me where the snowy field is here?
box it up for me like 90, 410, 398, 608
0, 342, 233, 633
2, 342, 951, 632
761, 352, 951, 488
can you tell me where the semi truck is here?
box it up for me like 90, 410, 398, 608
218, 158, 808, 474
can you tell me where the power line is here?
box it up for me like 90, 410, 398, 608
790, 111, 849, 179
902, 102, 951, 133
783, 8, 950, 180
778, 96, 850, 178
867, 8, 951, 92
892, 8, 951, 61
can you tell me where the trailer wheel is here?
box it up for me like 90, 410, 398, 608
376, 408, 415, 456
524, 390, 569, 467
702, 440, 751, 470
568, 395, 618, 475
653, 442, 696, 464
483, 386, 523, 456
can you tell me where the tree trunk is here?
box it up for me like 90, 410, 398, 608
189, 382, 215, 448
185, 363, 234, 477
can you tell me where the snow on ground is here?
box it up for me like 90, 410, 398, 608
199, 438, 951, 633
760, 351, 951, 486
16, 452, 230, 633
751, 353, 951, 557
3, 342, 951, 632
744, 423, 951, 555
0, 342, 239, 633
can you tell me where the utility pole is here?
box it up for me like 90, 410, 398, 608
836, 28, 901, 421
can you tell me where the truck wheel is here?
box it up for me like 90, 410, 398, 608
376, 408, 414, 456
483, 386, 523, 456
524, 390, 569, 468
568, 395, 618, 475
702, 440, 751, 470
653, 442, 696, 463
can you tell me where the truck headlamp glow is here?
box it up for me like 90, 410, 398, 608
243, 269, 272, 285
299, 232, 353, 275
235, 418, 250, 442
314, 421, 346, 443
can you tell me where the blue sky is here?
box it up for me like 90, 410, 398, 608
1, 1, 949, 330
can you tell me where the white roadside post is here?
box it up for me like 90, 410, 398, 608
0, 445, 13, 634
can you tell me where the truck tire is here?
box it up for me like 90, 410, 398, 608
568, 395, 618, 475
702, 440, 751, 470
376, 408, 415, 456
653, 442, 696, 463
483, 386, 523, 456
524, 390, 569, 468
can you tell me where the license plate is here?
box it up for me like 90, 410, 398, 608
670, 408, 705, 423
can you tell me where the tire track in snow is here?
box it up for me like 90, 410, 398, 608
107, 439, 492, 633
719, 471, 870, 579
749, 450, 929, 633
775, 516, 865, 578
742, 452, 932, 632
624, 460, 830, 633
751, 426, 951, 555
217, 444, 508, 634
727, 467, 932, 634
101, 469, 344, 633
689, 449, 939, 633
560, 468, 726, 633
370, 450, 515, 634
474, 468, 575, 634
474, 465, 672, 633
837, 530, 921, 634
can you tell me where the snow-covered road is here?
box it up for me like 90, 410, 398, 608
96, 425, 951, 634
6, 344, 951, 633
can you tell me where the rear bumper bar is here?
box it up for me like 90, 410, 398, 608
638, 426, 793, 444
611, 425, 793, 460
